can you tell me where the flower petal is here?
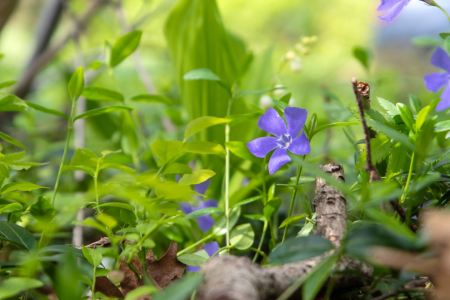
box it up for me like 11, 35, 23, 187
257, 107, 287, 137
288, 132, 311, 155
268, 148, 291, 175
437, 83, 450, 111
247, 137, 279, 158
198, 199, 218, 209
377, 0, 403, 11
197, 215, 215, 232
431, 47, 450, 73
284, 107, 307, 137
424, 72, 449, 92
187, 266, 200, 272
205, 241, 220, 258
378, 0, 409, 23
194, 179, 210, 195
180, 202, 192, 214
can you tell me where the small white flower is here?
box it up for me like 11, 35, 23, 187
259, 95, 272, 109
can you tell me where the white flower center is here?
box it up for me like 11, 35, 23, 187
278, 134, 292, 149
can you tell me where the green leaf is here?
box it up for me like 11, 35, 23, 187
151, 140, 183, 164
226, 113, 261, 127
213, 207, 241, 236
365, 208, 416, 242
184, 116, 230, 141
356, 134, 391, 170
0, 131, 25, 149
26, 102, 68, 120
74, 106, 132, 121
130, 94, 173, 105
0, 221, 36, 250
96, 213, 118, 230
68, 67, 84, 102
302, 255, 338, 300
263, 197, 282, 221
177, 254, 208, 267
0, 203, 22, 214
230, 223, 254, 250
268, 235, 333, 264
366, 119, 415, 151
396, 103, 415, 132
152, 273, 203, 300
156, 182, 201, 200
409, 94, 421, 114
0, 80, 16, 89
1, 182, 48, 195
100, 163, 136, 175
0, 152, 25, 163
29, 196, 55, 223
308, 113, 317, 137
182, 141, 226, 155
377, 97, 400, 116
110, 30, 142, 67
179, 169, 215, 185
353, 46, 371, 70
0, 95, 28, 112
0, 278, 43, 300
62, 165, 95, 177
279, 214, 307, 228
416, 105, 431, 131
183, 68, 221, 81
70, 148, 98, 170
162, 163, 192, 175
444, 36, 450, 54
226, 141, 261, 164
435, 120, 450, 132
89, 61, 103, 69
272, 99, 289, 110
231, 195, 264, 209
125, 286, 158, 300
82, 245, 102, 267
311, 122, 359, 139
440, 32, 450, 39
81, 87, 124, 102
188, 207, 222, 218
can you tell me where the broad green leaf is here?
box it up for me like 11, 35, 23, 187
0, 95, 28, 112
1, 182, 48, 195
75, 218, 108, 235
81, 87, 124, 102
89, 61, 103, 69
82, 245, 102, 267
263, 197, 282, 221
234, 86, 285, 98
230, 223, 254, 250
356, 134, 391, 170
311, 122, 359, 138
96, 202, 135, 212
416, 105, 431, 131
184, 116, 230, 141
226, 112, 261, 127
302, 255, 338, 300
0, 278, 43, 300
0, 151, 24, 163
131, 94, 173, 105
100, 163, 136, 175
440, 32, 450, 39
182, 141, 226, 155
110, 30, 142, 67
365, 208, 416, 242
151, 140, 183, 164
74, 106, 133, 121
177, 254, 208, 267
279, 92, 291, 104
62, 165, 95, 177
366, 119, 415, 151
213, 207, 241, 236
68, 67, 84, 102
396, 103, 415, 132
162, 163, 192, 175
125, 286, 158, 300
226, 141, 261, 164
183, 68, 221, 81
179, 169, 215, 185
243, 214, 265, 221
377, 97, 400, 116
0, 203, 22, 214
156, 182, 201, 200
152, 273, 203, 300
0, 221, 36, 250
97, 213, 118, 230
26, 102, 68, 120
29, 196, 55, 223
268, 235, 333, 264
279, 214, 307, 228
435, 120, 450, 132
188, 207, 222, 218
70, 148, 98, 169
0, 80, 16, 89
0, 131, 25, 149
353, 46, 371, 70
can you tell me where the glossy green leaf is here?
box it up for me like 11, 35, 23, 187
0, 95, 28, 112
353, 46, 371, 70
162, 163, 192, 175
182, 141, 226, 155
179, 169, 215, 185
100, 163, 136, 175
156, 182, 200, 200
366, 119, 415, 151
184, 116, 230, 141
68, 67, 84, 102
0, 203, 22, 214
110, 30, 142, 67
409, 94, 421, 114
0, 221, 36, 250
396, 103, 415, 132
302, 255, 338, 300
70, 148, 98, 169
125, 286, 158, 300
26, 102, 68, 120
29, 196, 55, 223
0, 131, 25, 149
62, 165, 95, 177
226, 141, 261, 164
0, 278, 43, 300
188, 207, 222, 218
231, 195, 264, 209
96, 213, 118, 230
177, 254, 208, 267
81, 87, 124, 102
230, 223, 254, 250
131, 94, 173, 105
311, 122, 359, 138
151, 140, 183, 164
416, 105, 431, 131
74, 106, 132, 121
377, 97, 400, 116
0, 80, 16, 89
279, 214, 307, 228
183, 68, 221, 81
1, 182, 48, 195
82, 245, 102, 267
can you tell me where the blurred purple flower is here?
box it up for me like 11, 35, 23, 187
424, 47, 450, 111
377, 0, 411, 23
179, 178, 218, 232
187, 241, 219, 272
247, 107, 311, 175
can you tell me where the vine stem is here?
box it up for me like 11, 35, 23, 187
282, 159, 304, 243
401, 152, 415, 204
51, 101, 76, 205
435, 2, 450, 24
177, 234, 214, 256
94, 162, 101, 214
225, 123, 231, 249
253, 220, 268, 262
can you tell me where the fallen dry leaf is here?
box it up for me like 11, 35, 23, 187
94, 276, 124, 298
146, 242, 186, 288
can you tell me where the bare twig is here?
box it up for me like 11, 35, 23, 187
441, 181, 450, 189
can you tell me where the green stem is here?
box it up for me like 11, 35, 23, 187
37, 229, 46, 250
177, 234, 214, 256
225, 123, 231, 249
400, 152, 415, 204
92, 267, 97, 297
253, 220, 268, 263
94, 176, 100, 214
435, 2, 450, 24
51, 101, 76, 205
282, 158, 304, 242
261, 157, 267, 205
250, 247, 267, 261
208, 246, 232, 260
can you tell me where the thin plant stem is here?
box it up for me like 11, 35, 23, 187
94, 171, 100, 215
177, 234, 214, 256
282, 157, 304, 242
250, 247, 267, 261
208, 246, 232, 260
401, 152, 415, 204
51, 101, 76, 205
253, 220, 268, 263
225, 123, 231, 249
435, 2, 450, 24
261, 157, 267, 205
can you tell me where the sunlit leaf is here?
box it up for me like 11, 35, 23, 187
110, 30, 142, 67
68, 67, 84, 102
82, 87, 124, 102
74, 106, 133, 121
131, 94, 173, 105
179, 169, 215, 185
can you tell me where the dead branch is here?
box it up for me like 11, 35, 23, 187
196, 163, 372, 300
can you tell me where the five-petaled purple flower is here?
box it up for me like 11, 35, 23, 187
377, 0, 411, 23
179, 178, 218, 232
247, 107, 311, 175
424, 47, 450, 111
187, 241, 219, 272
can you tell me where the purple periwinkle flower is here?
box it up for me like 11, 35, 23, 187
179, 178, 218, 232
187, 241, 219, 272
377, 0, 411, 23
424, 47, 450, 111
247, 107, 311, 175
